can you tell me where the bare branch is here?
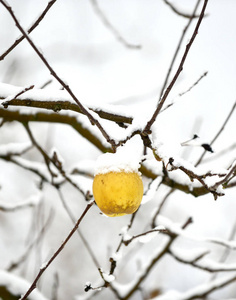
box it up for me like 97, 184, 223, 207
20, 201, 94, 300
116, 217, 193, 300
0, 0, 57, 61
161, 71, 208, 112
158, 0, 202, 104
163, 0, 205, 19
196, 99, 236, 166
169, 248, 236, 273
143, 0, 208, 135
23, 123, 89, 197
0, 108, 111, 153
90, 0, 141, 49
178, 71, 208, 97
6, 209, 54, 272
57, 188, 100, 269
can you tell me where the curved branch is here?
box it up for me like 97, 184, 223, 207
0, 108, 111, 153
1, 97, 133, 125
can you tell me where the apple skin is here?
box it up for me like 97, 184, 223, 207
93, 171, 143, 217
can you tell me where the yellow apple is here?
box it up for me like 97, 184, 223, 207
93, 171, 143, 217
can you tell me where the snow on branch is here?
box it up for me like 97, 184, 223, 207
0, 1, 118, 149
0, 82, 133, 125
0, 108, 110, 153
0, 141, 32, 156
0, 270, 48, 300
169, 247, 236, 273
157, 215, 236, 250
0, 193, 42, 212
155, 273, 236, 300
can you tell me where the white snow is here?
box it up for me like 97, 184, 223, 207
94, 136, 143, 175
137, 226, 166, 244
154, 273, 236, 300
0, 192, 42, 211
102, 272, 115, 283
0, 270, 48, 300
0, 142, 32, 156
0, 82, 74, 103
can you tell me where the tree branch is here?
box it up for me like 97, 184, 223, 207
90, 0, 141, 49
0, 96, 133, 125
143, 0, 208, 135
0, 0, 116, 150
0, 0, 57, 61
0, 108, 111, 153
163, 0, 204, 19
196, 99, 236, 166
20, 201, 94, 300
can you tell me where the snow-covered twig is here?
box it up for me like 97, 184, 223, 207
0, 82, 133, 125
0, 193, 41, 212
2, 85, 34, 102
213, 162, 236, 190
155, 273, 236, 300
111, 217, 192, 300
23, 124, 90, 197
0, 108, 111, 153
169, 247, 236, 273
157, 215, 236, 250
0, 0, 116, 150
123, 226, 167, 246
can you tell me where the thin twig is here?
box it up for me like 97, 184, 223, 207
161, 71, 208, 113
20, 201, 94, 300
57, 188, 100, 269
179, 71, 208, 97
120, 217, 193, 300
0, 0, 116, 150
4, 85, 35, 102
210, 221, 236, 281
6, 209, 54, 272
151, 188, 175, 228
196, 99, 236, 166
0, 108, 111, 153
163, 0, 204, 19
123, 228, 168, 246
169, 249, 236, 273
90, 0, 141, 49
0, 0, 57, 61
158, 0, 202, 102
213, 163, 236, 190
143, 0, 208, 135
